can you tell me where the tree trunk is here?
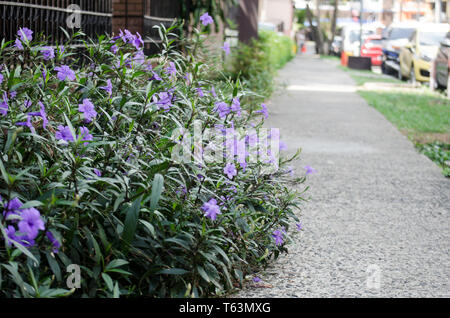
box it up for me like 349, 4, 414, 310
314, 0, 324, 54
327, 0, 338, 55
306, 4, 323, 54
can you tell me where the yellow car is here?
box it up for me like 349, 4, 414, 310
399, 24, 450, 83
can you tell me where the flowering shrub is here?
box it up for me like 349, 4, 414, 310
0, 24, 307, 297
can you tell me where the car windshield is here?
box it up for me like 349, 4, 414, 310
389, 28, 414, 40
419, 32, 447, 46
369, 39, 382, 45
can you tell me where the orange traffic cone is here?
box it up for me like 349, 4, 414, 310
341, 51, 347, 66
301, 45, 306, 53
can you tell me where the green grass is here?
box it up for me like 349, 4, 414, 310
359, 90, 450, 177
358, 91, 450, 135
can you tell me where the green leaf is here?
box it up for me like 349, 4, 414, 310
10, 240, 39, 265
46, 252, 62, 282
139, 220, 156, 238
122, 196, 142, 248
150, 174, 164, 212
197, 266, 210, 283
101, 273, 114, 291
105, 259, 129, 271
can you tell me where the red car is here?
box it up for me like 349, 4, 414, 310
361, 35, 383, 66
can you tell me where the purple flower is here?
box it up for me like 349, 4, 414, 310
200, 12, 214, 26
28, 101, 48, 129
272, 229, 284, 246
111, 45, 118, 54
54, 65, 76, 81
221, 42, 231, 55
133, 50, 145, 65
46, 231, 61, 253
5, 225, 18, 246
210, 86, 217, 98
3, 197, 23, 220
100, 79, 113, 97
184, 72, 191, 85
253, 276, 261, 283
132, 32, 144, 49
0, 73, 3, 84
17, 27, 33, 42
153, 92, 173, 111
16, 115, 35, 133
78, 126, 93, 144
18, 208, 45, 240
165, 62, 176, 78
122, 29, 135, 43
78, 98, 97, 122
196, 87, 204, 97
150, 71, 162, 81
214, 101, 230, 118
55, 125, 74, 144
255, 103, 269, 119
231, 97, 241, 116
42, 46, 55, 60
224, 162, 237, 179
93, 168, 102, 177
14, 38, 24, 50
284, 165, 294, 177
304, 165, 317, 175
58, 45, 65, 55
24, 100, 32, 109
296, 222, 303, 231
201, 198, 222, 221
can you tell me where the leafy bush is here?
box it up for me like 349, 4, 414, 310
228, 30, 295, 100
0, 24, 306, 298
417, 142, 450, 177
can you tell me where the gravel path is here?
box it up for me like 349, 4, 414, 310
235, 53, 450, 297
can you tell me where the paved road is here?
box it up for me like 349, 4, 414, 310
236, 52, 450, 297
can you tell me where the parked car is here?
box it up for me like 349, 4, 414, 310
381, 23, 417, 75
433, 31, 450, 91
361, 35, 383, 66
399, 24, 450, 83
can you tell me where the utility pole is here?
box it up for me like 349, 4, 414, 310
416, 0, 421, 21
359, 0, 363, 57
435, 0, 442, 22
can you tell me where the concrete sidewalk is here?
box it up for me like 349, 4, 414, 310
236, 54, 450, 297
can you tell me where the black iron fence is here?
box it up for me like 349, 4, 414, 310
143, 0, 180, 54
0, 0, 112, 45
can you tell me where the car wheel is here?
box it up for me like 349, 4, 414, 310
409, 65, 416, 85
381, 62, 387, 74
398, 69, 404, 81
447, 73, 450, 98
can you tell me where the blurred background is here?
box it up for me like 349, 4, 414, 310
0, 0, 448, 89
